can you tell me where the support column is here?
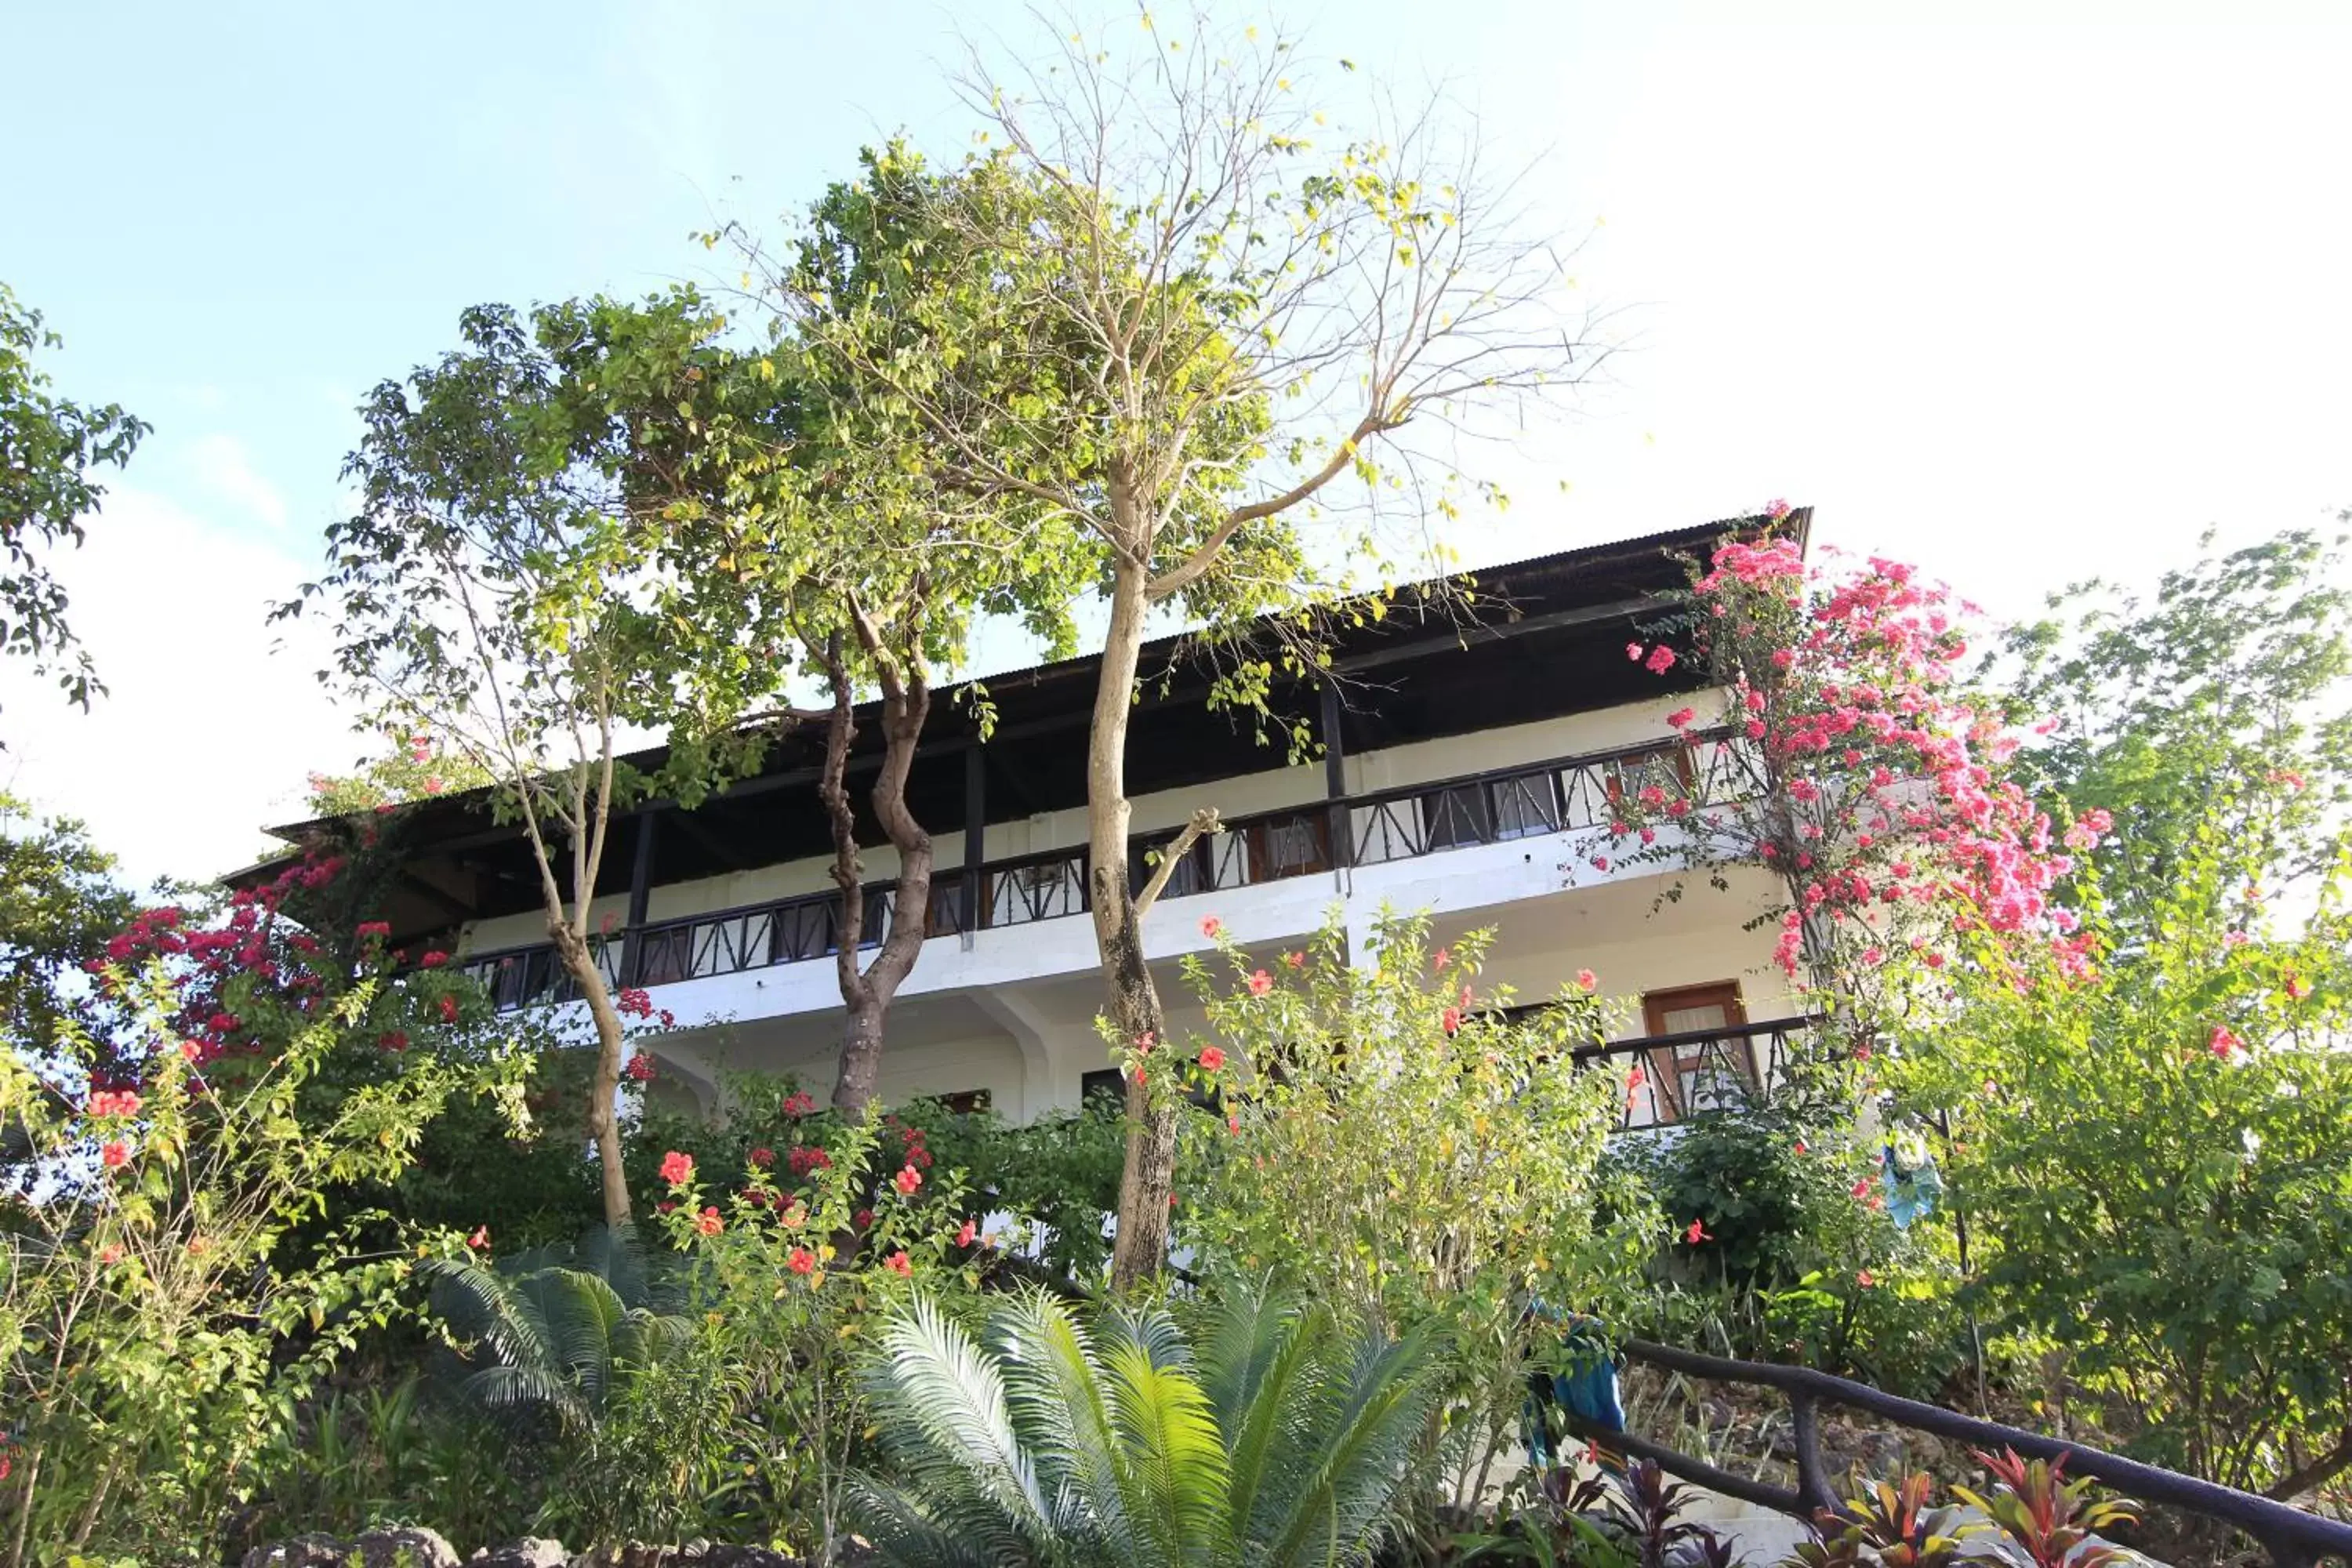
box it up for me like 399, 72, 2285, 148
962, 745, 986, 949
619, 810, 657, 985
1321, 682, 1353, 886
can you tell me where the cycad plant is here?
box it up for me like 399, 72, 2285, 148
851, 1287, 1443, 1567
425, 1221, 690, 1429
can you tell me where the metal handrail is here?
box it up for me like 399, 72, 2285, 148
1572, 1339, 2352, 1568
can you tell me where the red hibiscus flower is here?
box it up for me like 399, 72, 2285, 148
894, 1164, 923, 1196
659, 1150, 695, 1185
1198, 1045, 1226, 1073
884, 1250, 912, 1277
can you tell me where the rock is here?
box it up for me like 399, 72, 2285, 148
350, 1527, 464, 1568
474, 1541, 568, 1568
244, 1537, 351, 1568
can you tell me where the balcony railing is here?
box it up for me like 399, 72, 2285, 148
456, 732, 1751, 1013
1569, 1015, 1819, 1129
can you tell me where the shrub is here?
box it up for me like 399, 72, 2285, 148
0, 959, 524, 1561
1896, 826, 2352, 1498
1159, 910, 1658, 1512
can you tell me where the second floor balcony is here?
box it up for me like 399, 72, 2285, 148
458, 731, 1752, 1014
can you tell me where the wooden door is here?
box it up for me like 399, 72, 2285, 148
1637, 982, 1748, 1123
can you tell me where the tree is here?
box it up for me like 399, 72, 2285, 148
0, 793, 137, 1051
288, 294, 736, 1229
763, 14, 1599, 1286
303, 727, 496, 817
641, 186, 1095, 1114
1594, 529, 2084, 1044
0, 282, 147, 716
1988, 523, 2352, 932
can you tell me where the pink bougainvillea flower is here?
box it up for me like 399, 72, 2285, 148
659, 1150, 695, 1185
1198, 1045, 1226, 1073
884, 1250, 912, 1277
1247, 969, 1272, 996
1645, 644, 1678, 674
894, 1164, 923, 1196
624, 1053, 655, 1082
1200, 915, 1224, 939
1626, 642, 1645, 662
1589, 855, 1610, 873
1666, 706, 1696, 729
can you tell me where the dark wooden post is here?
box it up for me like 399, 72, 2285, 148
961, 745, 985, 942
619, 810, 657, 985
1321, 683, 1352, 869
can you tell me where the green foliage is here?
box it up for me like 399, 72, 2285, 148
1161, 910, 1657, 1501
304, 729, 495, 817
0, 962, 528, 1563
0, 281, 147, 713
1991, 523, 2352, 925
1611, 1112, 1864, 1293
851, 1286, 1443, 1568
0, 793, 137, 1049
1896, 822, 2352, 1496
896, 1094, 1125, 1283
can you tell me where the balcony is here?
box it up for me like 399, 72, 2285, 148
457, 732, 1751, 1014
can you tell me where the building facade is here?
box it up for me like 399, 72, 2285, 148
278, 515, 1817, 1128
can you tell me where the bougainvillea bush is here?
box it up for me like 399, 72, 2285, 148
1147, 909, 1658, 1514
1595, 521, 2088, 1044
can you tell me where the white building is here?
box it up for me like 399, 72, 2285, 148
290, 515, 1818, 1127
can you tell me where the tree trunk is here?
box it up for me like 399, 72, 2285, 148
1093, 549, 1178, 1290
816, 630, 936, 1118
553, 923, 633, 1229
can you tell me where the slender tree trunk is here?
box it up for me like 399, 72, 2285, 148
1094, 547, 1178, 1290
815, 629, 936, 1117
554, 922, 633, 1228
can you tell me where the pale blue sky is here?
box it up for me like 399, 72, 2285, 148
3, 0, 2348, 884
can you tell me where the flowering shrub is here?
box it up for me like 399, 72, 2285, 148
641, 1108, 990, 1558
1163, 909, 1657, 1504
1594, 527, 2083, 1029
0, 958, 524, 1560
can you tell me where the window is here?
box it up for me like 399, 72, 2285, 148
1247, 812, 1330, 882
1137, 832, 1210, 900
1490, 772, 1563, 840
1081, 1069, 1125, 1105
1419, 784, 1494, 849
1634, 982, 1752, 1123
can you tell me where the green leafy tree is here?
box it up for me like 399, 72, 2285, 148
304, 727, 497, 817
633, 215, 1095, 1113
750, 13, 1601, 1286
1991, 523, 2352, 929
850, 1286, 1442, 1568
1896, 817, 2352, 1500
288, 293, 746, 1229
0, 281, 147, 715
0, 793, 137, 1050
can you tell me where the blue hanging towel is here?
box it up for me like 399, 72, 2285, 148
1520, 1303, 1623, 1471
1880, 1128, 1944, 1229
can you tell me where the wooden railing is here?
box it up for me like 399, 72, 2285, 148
1571, 1340, 2352, 1568
455, 732, 1752, 1014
